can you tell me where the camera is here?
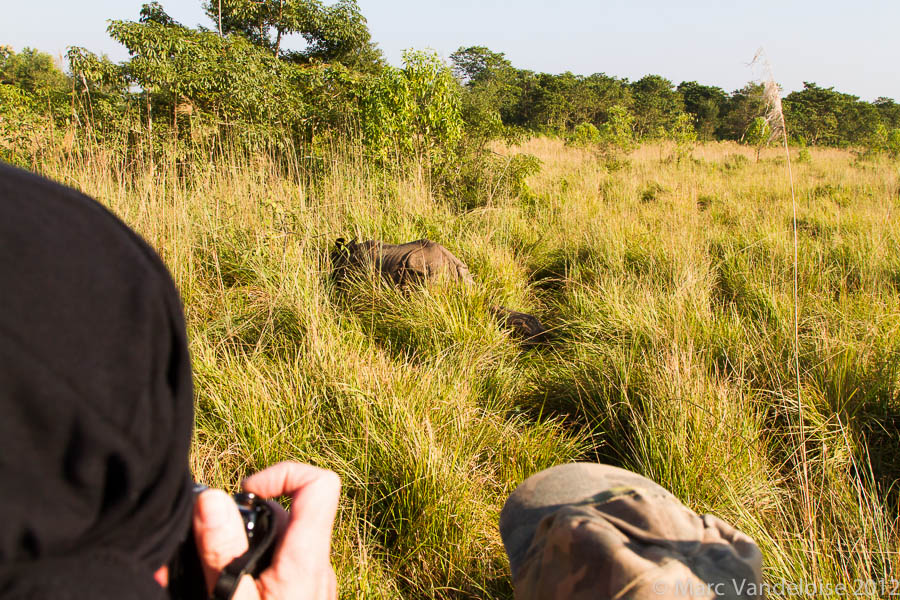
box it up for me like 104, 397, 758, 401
167, 486, 278, 600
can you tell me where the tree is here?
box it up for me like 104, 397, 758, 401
874, 97, 900, 129
202, 0, 379, 68
0, 84, 46, 166
677, 81, 727, 140
450, 48, 634, 136
871, 124, 900, 158
0, 46, 69, 97
744, 116, 771, 162
506, 71, 631, 132
450, 46, 520, 143
529, 71, 579, 130
580, 72, 632, 124
0, 46, 70, 153
629, 75, 683, 138
716, 83, 766, 141
361, 50, 462, 164
107, 3, 361, 137
781, 82, 879, 146
67, 47, 127, 96
886, 129, 900, 158
450, 46, 513, 86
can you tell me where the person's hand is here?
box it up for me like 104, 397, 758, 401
192, 462, 340, 600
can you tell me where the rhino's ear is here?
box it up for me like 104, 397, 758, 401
338, 237, 355, 259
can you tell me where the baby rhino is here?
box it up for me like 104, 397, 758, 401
331, 238, 475, 286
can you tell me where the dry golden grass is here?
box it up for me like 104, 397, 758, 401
22, 135, 900, 598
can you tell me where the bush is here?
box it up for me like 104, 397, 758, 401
361, 49, 463, 166
744, 116, 771, 162
640, 182, 666, 203
887, 129, 900, 158
438, 143, 542, 210
668, 113, 697, 162
721, 154, 749, 171
598, 105, 637, 154
568, 122, 601, 147
870, 125, 900, 158
0, 84, 48, 167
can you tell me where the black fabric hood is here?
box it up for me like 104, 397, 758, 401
0, 163, 194, 598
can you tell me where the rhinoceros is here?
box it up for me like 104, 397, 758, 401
490, 305, 552, 347
331, 238, 475, 286
331, 237, 551, 348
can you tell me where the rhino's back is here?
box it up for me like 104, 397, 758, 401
378, 239, 474, 285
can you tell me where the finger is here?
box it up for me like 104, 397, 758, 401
242, 462, 341, 564
193, 488, 252, 594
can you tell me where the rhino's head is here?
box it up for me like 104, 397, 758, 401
330, 237, 356, 282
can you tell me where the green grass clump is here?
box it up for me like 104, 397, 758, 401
25, 136, 900, 598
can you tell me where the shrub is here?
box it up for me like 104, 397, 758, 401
870, 125, 900, 158
598, 105, 637, 154
667, 113, 697, 162
438, 144, 542, 210
568, 122, 601, 147
361, 49, 463, 166
744, 116, 771, 162
640, 182, 666, 203
0, 84, 48, 167
721, 154, 749, 171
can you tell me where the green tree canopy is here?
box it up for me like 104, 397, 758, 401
448, 47, 516, 144
202, 0, 379, 68
106, 3, 362, 135
783, 82, 885, 146
629, 74, 683, 138
450, 46, 513, 86
873, 97, 900, 129
506, 71, 630, 131
715, 83, 766, 141
677, 81, 727, 140
361, 50, 462, 163
0, 46, 69, 97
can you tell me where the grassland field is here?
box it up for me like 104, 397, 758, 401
30, 136, 900, 598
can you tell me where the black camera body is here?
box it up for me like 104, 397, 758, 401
231, 491, 274, 547
167, 488, 277, 600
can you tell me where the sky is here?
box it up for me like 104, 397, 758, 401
2, 0, 898, 102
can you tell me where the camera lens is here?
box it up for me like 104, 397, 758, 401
233, 492, 262, 539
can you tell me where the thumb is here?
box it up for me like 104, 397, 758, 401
193, 489, 259, 599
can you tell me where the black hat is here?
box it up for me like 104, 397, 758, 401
0, 164, 195, 599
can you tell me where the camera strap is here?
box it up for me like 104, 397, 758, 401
210, 505, 278, 600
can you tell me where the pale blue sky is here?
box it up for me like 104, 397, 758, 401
3, 0, 897, 101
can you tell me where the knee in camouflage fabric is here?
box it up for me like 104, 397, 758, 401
500, 463, 763, 600
331, 238, 475, 286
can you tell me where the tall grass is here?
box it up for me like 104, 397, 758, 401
22, 133, 900, 598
